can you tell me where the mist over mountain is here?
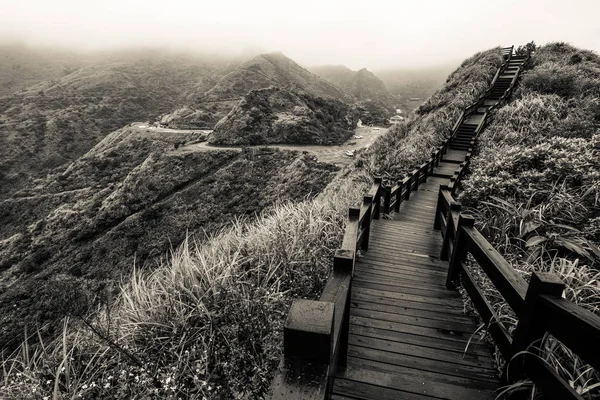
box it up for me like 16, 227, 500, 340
0, 47, 236, 199
309, 65, 393, 104
162, 52, 354, 129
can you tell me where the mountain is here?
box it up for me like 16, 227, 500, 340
0, 44, 86, 97
309, 65, 394, 124
309, 65, 392, 104
208, 87, 357, 145
162, 52, 354, 129
0, 52, 232, 199
374, 64, 456, 111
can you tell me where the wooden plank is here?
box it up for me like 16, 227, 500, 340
350, 315, 474, 345
351, 289, 468, 316
347, 343, 498, 383
354, 260, 447, 278
351, 297, 477, 326
353, 266, 447, 285
350, 307, 477, 334
349, 324, 494, 357
352, 277, 458, 300
333, 378, 436, 400
350, 329, 495, 370
337, 361, 495, 400
352, 286, 460, 309
352, 281, 460, 301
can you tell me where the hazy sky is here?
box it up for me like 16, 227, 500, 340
2, 0, 599, 69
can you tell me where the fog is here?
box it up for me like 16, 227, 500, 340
2, 0, 599, 69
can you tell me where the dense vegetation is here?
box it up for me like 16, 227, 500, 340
0, 47, 502, 399
0, 125, 339, 356
458, 42, 600, 397
209, 87, 357, 145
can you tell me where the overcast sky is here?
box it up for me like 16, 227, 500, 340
2, 0, 599, 69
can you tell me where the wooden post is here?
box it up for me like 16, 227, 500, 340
433, 184, 448, 230
373, 176, 382, 220
382, 185, 391, 214
361, 195, 373, 251
333, 249, 354, 369
506, 272, 565, 382
449, 175, 457, 196
446, 214, 475, 289
284, 299, 334, 364
422, 163, 429, 183
440, 201, 461, 261
397, 176, 407, 209
413, 169, 420, 190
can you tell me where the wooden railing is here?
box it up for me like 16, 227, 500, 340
268, 138, 450, 399
433, 80, 600, 400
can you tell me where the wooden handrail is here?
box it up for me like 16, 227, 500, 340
432, 48, 600, 399
269, 130, 447, 398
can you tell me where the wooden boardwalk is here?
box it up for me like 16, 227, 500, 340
331, 159, 500, 399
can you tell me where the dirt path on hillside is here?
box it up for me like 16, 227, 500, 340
134, 124, 388, 166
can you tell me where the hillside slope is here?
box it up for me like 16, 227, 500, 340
0, 44, 86, 97
208, 87, 357, 145
0, 125, 339, 352
0, 53, 232, 199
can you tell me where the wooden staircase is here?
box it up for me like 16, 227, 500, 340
449, 48, 526, 152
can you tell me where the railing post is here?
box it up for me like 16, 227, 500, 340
333, 249, 354, 370
446, 214, 474, 289
440, 201, 461, 261
373, 176, 382, 220
397, 176, 406, 209
506, 272, 565, 382
433, 184, 448, 230
422, 163, 429, 183
361, 195, 373, 251
404, 175, 412, 201
382, 185, 391, 214
284, 299, 334, 364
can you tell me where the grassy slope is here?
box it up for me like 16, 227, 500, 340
459, 43, 600, 396
208, 87, 357, 145
0, 48, 502, 399
0, 126, 339, 355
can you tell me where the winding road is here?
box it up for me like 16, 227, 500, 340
132, 124, 389, 166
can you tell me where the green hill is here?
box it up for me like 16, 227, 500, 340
208, 87, 357, 145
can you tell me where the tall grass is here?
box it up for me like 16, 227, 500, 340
459, 42, 600, 398
1, 171, 371, 399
